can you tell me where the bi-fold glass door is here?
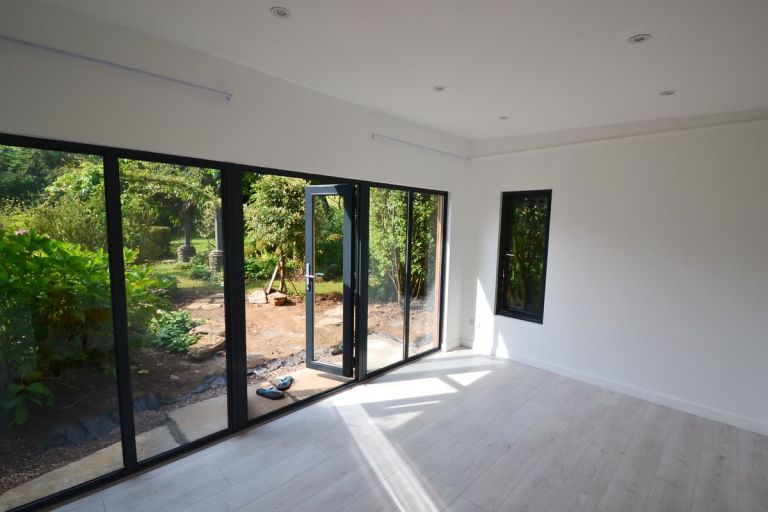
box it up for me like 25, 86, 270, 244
0, 133, 446, 512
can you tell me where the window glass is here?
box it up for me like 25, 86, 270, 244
0, 145, 122, 509
119, 158, 227, 460
408, 193, 443, 356
366, 187, 407, 371
496, 190, 552, 322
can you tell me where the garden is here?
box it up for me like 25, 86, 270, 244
0, 145, 440, 507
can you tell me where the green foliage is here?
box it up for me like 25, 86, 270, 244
118, 159, 219, 255
189, 263, 213, 281
0, 160, 108, 251
138, 226, 172, 261
367, 190, 441, 302
243, 175, 307, 263
368, 189, 408, 302
0, 229, 173, 427
2, 372, 53, 426
408, 193, 440, 299
503, 195, 548, 311
244, 254, 280, 281
149, 311, 200, 354
0, 145, 86, 203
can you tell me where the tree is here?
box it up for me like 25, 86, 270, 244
243, 175, 308, 292
0, 145, 85, 203
368, 190, 440, 303
368, 188, 408, 303
38, 159, 219, 258
117, 160, 219, 258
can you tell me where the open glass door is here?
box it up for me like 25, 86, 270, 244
305, 185, 354, 377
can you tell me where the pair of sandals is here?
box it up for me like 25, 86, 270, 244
256, 376, 294, 400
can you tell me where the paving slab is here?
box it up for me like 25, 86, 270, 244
367, 336, 404, 370
284, 368, 349, 401
248, 381, 297, 419
168, 395, 228, 443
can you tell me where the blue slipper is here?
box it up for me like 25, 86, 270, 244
274, 376, 294, 391
256, 387, 284, 400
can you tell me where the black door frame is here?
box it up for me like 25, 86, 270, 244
0, 132, 448, 512
304, 184, 355, 377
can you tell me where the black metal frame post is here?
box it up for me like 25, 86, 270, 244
402, 191, 414, 360
103, 153, 137, 469
222, 165, 248, 429
355, 185, 370, 379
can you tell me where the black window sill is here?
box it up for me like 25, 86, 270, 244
495, 309, 544, 324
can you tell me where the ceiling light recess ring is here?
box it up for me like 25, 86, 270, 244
270, 6, 291, 18
627, 33, 652, 44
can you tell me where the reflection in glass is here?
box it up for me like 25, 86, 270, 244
366, 188, 407, 371
408, 193, 443, 356
497, 191, 550, 321
0, 146, 121, 509
119, 159, 227, 460
310, 194, 345, 367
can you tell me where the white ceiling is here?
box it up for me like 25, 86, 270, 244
42, 0, 768, 140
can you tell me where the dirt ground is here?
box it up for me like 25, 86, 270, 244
186, 292, 431, 362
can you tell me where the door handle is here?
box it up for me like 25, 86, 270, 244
305, 263, 314, 290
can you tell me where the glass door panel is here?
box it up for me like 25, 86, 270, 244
365, 187, 408, 371
118, 159, 227, 460
304, 185, 354, 377
0, 146, 122, 510
408, 193, 443, 356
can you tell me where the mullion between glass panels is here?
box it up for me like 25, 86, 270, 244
102, 153, 138, 469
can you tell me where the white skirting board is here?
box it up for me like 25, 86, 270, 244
461, 341, 768, 437
443, 338, 463, 351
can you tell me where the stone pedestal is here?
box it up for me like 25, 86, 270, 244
209, 249, 224, 273
176, 244, 196, 262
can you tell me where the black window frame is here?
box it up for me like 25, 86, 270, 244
495, 189, 552, 324
0, 131, 449, 512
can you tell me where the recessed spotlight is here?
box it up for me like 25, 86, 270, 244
659, 89, 677, 96
627, 33, 652, 44
432, 85, 446, 92
498, 116, 508, 120
270, 6, 290, 18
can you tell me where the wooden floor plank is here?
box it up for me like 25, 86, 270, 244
594, 403, 676, 512
691, 420, 739, 512
643, 410, 708, 512
495, 388, 616, 512
461, 380, 597, 511
738, 429, 768, 512
541, 393, 648, 512
51, 351, 763, 512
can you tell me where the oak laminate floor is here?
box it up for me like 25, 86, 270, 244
54, 350, 768, 512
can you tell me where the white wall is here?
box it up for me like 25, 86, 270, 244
0, 0, 469, 347
463, 120, 768, 434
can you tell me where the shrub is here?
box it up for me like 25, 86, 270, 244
2, 371, 53, 426
149, 311, 200, 353
0, 229, 173, 426
0, 194, 107, 251
138, 226, 171, 261
190, 263, 213, 281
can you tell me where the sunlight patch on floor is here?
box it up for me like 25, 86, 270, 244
331, 377, 457, 406
334, 401, 440, 512
445, 370, 492, 387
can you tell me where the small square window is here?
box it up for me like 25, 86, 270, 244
495, 190, 552, 323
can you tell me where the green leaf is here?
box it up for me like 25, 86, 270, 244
14, 402, 29, 426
